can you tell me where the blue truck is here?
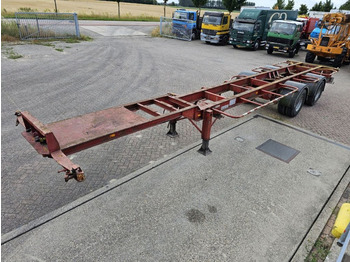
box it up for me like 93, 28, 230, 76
172, 9, 202, 40
229, 9, 298, 50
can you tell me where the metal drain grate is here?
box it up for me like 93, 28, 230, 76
256, 139, 300, 163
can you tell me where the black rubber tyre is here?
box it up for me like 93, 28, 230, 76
252, 40, 260, 51
288, 48, 296, 58
305, 80, 325, 106
304, 73, 326, 106
305, 51, 316, 63
333, 52, 345, 67
267, 46, 273, 54
238, 71, 256, 76
191, 32, 196, 41
233, 44, 238, 49
222, 35, 229, 45
278, 81, 308, 117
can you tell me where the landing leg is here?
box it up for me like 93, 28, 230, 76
167, 120, 178, 137
198, 110, 213, 155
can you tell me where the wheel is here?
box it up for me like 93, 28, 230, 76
288, 48, 296, 58
304, 73, 326, 106
191, 32, 196, 41
233, 44, 238, 49
222, 35, 228, 45
205, 41, 210, 44
278, 81, 307, 117
333, 52, 345, 67
238, 71, 256, 76
252, 40, 260, 51
305, 80, 325, 106
267, 46, 273, 54
305, 51, 316, 63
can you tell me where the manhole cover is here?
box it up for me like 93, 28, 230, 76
256, 139, 300, 163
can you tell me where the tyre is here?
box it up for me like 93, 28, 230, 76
253, 40, 260, 51
191, 32, 196, 41
233, 44, 238, 49
222, 35, 229, 45
238, 71, 256, 76
304, 73, 326, 106
267, 45, 273, 54
278, 81, 308, 117
288, 48, 296, 58
305, 51, 316, 63
333, 52, 345, 67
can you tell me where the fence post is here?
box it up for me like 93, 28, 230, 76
160, 17, 163, 35
36, 14, 40, 37
74, 13, 80, 38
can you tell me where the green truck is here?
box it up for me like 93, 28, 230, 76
229, 9, 298, 50
266, 20, 304, 58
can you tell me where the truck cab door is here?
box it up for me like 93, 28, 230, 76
223, 15, 229, 30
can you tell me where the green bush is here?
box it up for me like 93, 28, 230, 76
1, 20, 20, 41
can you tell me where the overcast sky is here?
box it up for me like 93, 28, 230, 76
169, 0, 346, 11
256, 0, 345, 10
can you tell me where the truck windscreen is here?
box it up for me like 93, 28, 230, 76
270, 22, 296, 35
233, 21, 254, 32
203, 15, 222, 25
174, 12, 187, 20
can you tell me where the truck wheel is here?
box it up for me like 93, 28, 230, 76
305, 51, 316, 63
333, 51, 346, 67
278, 81, 307, 117
253, 40, 260, 51
288, 48, 296, 58
304, 73, 326, 106
267, 46, 273, 54
191, 32, 196, 41
233, 45, 238, 49
222, 35, 229, 45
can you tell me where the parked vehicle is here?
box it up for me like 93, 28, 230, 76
172, 9, 202, 40
297, 16, 319, 39
229, 9, 298, 50
200, 12, 231, 44
266, 20, 304, 58
306, 13, 350, 67
309, 20, 327, 39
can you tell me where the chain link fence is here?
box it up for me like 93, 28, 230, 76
15, 12, 80, 40
160, 17, 195, 41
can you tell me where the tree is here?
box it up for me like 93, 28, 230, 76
273, 0, 285, 9
298, 4, 308, 15
285, 0, 294, 10
192, 0, 208, 15
163, 0, 168, 17
310, 0, 335, 11
179, 0, 194, 7
340, 0, 350, 9
223, 0, 246, 13
117, 0, 121, 19
323, 0, 335, 11
310, 1, 323, 11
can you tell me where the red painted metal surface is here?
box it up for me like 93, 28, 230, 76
15, 61, 338, 181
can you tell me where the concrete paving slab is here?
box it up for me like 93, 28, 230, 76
2, 115, 350, 262
81, 25, 147, 36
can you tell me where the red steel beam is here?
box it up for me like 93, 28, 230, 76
15, 61, 338, 181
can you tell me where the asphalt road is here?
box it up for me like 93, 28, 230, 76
2, 29, 350, 234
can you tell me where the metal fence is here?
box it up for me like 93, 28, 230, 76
15, 12, 80, 40
159, 17, 194, 41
